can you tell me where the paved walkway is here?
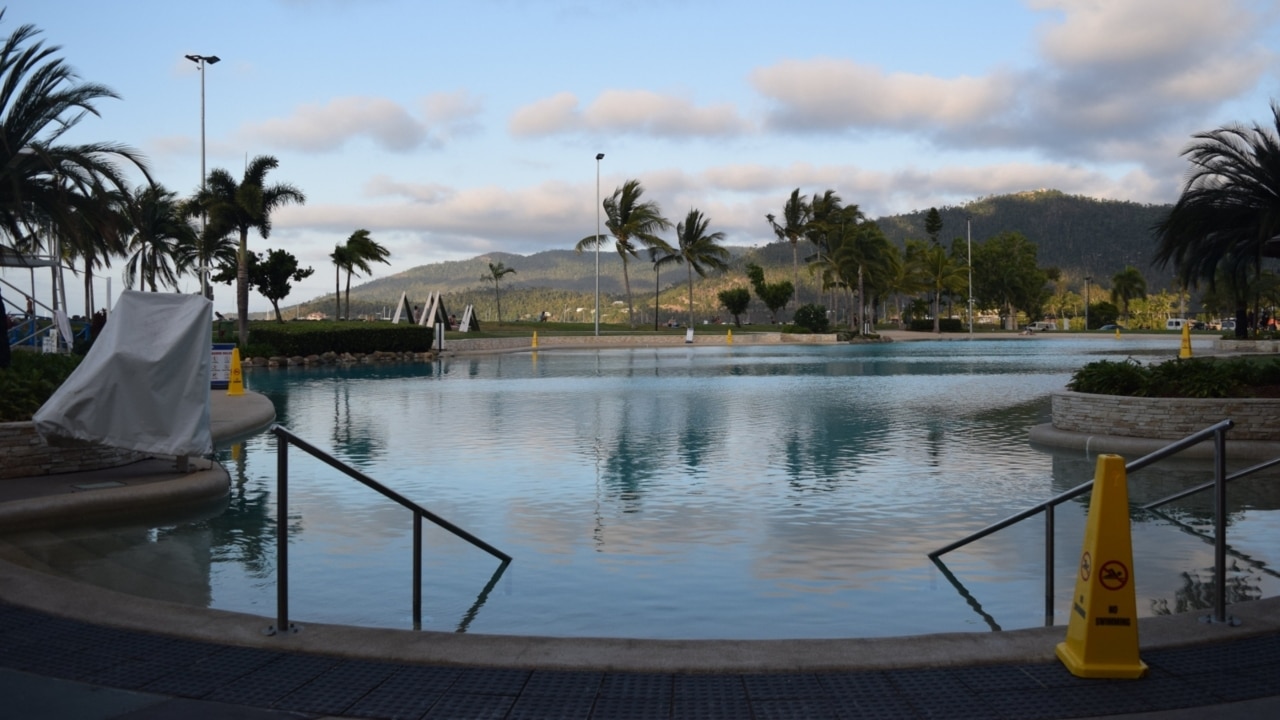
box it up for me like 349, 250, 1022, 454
0, 390, 1277, 719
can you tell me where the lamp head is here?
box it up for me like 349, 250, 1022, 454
596, 153, 605, 160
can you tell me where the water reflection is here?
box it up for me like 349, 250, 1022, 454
5, 338, 1276, 639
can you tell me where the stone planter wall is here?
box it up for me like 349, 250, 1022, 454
0, 422, 146, 480
1051, 390, 1280, 441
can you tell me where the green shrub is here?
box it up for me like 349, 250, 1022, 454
1068, 358, 1150, 396
245, 321, 434, 356
0, 352, 82, 421
907, 318, 965, 332
1067, 356, 1280, 398
792, 304, 829, 333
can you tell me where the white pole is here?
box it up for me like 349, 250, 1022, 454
967, 217, 973, 337
594, 153, 604, 336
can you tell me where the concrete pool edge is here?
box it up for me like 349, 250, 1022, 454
1, 553, 1276, 674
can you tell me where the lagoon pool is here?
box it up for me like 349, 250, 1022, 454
8, 338, 1280, 639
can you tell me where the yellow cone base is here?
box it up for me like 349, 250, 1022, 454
1056, 454, 1147, 679
1056, 641, 1148, 679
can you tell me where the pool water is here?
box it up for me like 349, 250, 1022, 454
6, 338, 1279, 639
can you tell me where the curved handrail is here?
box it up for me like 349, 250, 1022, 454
929, 419, 1240, 627
268, 424, 510, 634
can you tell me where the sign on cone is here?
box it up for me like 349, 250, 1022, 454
1056, 453, 1148, 679
227, 347, 245, 396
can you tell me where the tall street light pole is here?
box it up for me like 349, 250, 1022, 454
1084, 276, 1092, 331
595, 153, 604, 336
185, 53, 220, 299
967, 216, 973, 338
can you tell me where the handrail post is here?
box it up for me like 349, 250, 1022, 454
1207, 425, 1236, 625
1045, 504, 1055, 627
413, 513, 423, 629
275, 433, 290, 635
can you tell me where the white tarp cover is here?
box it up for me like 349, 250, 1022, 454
34, 291, 213, 456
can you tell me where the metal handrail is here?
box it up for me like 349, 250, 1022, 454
929, 419, 1236, 626
268, 424, 511, 635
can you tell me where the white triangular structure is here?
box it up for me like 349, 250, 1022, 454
390, 292, 415, 324
34, 291, 212, 457
458, 304, 480, 332
421, 291, 450, 328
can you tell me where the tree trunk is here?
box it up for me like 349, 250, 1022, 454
687, 264, 695, 328
237, 229, 250, 346
621, 256, 634, 329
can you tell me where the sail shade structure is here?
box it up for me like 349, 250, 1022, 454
34, 291, 213, 457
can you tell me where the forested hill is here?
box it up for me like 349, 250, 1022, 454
877, 189, 1171, 280
304, 189, 1175, 320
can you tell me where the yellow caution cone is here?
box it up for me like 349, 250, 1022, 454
727, 329, 733, 345
227, 347, 245, 397
1115, 327, 1121, 339
532, 331, 538, 349
1056, 454, 1148, 679
1179, 323, 1192, 359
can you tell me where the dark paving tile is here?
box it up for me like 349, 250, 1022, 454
1187, 667, 1280, 703
83, 659, 184, 691
673, 674, 745, 701
830, 692, 920, 720
203, 652, 339, 706
743, 672, 826, 700
507, 692, 595, 720
595, 695, 673, 719
751, 696, 838, 719
890, 667, 994, 719
113, 696, 312, 719
671, 696, 751, 720
448, 667, 529, 695
423, 692, 514, 719
272, 658, 400, 714
18, 646, 131, 680
522, 670, 603, 697
952, 663, 1046, 692
344, 665, 459, 720
819, 670, 898, 697
602, 672, 673, 700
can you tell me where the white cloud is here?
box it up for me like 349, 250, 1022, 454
509, 89, 751, 137
240, 96, 427, 152
752, 59, 1015, 131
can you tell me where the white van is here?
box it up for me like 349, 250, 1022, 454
1027, 321, 1057, 332
1166, 318, 1189, 330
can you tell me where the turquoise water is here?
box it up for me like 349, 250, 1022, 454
10, 338, 1280, 639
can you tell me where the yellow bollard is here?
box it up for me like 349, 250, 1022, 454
227, 348, 244, 396
532, 331, 538, 349
727, 329, 733, 345
1179, 323, 1192, 359
1056, 454, 1148, 679
1115, 327, 1121, 339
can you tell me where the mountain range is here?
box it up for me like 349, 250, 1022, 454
278, 189, 1175, 323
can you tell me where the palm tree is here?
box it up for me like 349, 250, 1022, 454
0, 11, 148, 319
483, 261, 516, 324
915, 242, 968, 333
337, 228, 389, 319
0, 12, 150, 254
330, 243, 355, 320
197, 155, 305, 345
1110, 266, 1147, 324
121, 184, 196, 292
766, 189, 811, 305
576, 179, 672, 328
1154, 103, 1280, 338
673, 209, 730, 327
647, 241, 680, 331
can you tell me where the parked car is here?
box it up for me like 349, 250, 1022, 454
1098, 324, 1119, 331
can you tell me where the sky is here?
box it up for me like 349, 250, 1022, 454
4, 0, 1280, 315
